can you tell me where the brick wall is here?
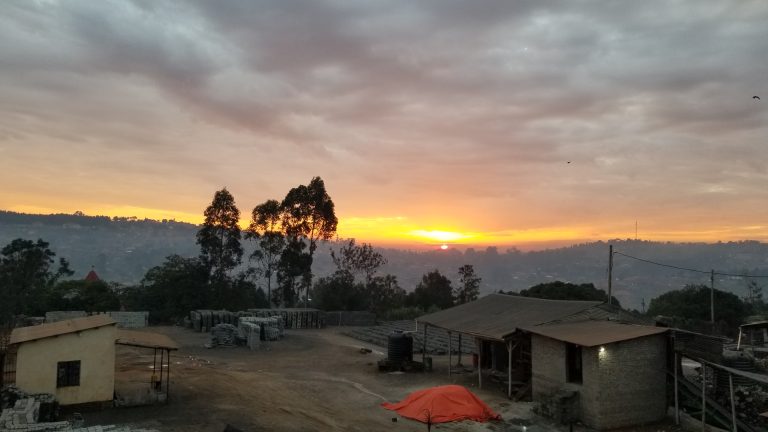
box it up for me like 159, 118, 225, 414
585, 334, 667, 430
532, 333, 668, 430
531, 334, 568, 398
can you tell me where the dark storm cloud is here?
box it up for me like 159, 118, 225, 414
1, 0, 767, 237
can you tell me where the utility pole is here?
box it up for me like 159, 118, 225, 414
710, 269, 715, 325
641, 298, 645, 314
608, 245, 613, 305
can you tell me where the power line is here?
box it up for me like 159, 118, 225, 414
612, 251, 768, 278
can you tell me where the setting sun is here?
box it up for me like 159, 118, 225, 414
408, 230, 470, 243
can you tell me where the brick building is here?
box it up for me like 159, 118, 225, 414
526, 320, 668, 429
418, 294, 669, 430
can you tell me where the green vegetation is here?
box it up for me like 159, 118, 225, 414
455, 264, 481, 304
515, 281, 620, 307
647, 284, 749, 331
407, 269, 454, 310
0, 239, 73, 324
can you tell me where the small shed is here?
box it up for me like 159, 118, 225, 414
418, 294, 603, 396
5, 315, 117, 406
523, 320, 669, 430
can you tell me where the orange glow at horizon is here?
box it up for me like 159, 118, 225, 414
8, 204, 768, 249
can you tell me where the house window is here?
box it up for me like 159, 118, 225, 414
57, 361, 80, 387
566, 343, 582, 383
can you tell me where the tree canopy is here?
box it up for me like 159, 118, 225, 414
518, 281, 620, 307
409, 270, 454, 310
0, 238, 73, 322
455, 264, 481, 304
196, 188, 243, 283
647, 284, 748, 330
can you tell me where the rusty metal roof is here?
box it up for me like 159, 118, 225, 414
116, 329, 179, 350
10, 315, 116, 345
522, 320, 668, 346
417, 294, 602, 341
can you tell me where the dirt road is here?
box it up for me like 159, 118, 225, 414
84, 326, 546, 431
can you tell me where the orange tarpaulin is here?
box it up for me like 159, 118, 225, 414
382, 385, 501, 424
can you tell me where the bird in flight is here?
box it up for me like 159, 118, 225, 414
754, 96, 761, 100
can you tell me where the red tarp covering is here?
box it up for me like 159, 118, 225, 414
382, 385, 501, 424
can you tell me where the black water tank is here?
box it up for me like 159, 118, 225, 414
717, 350, 756, 391
388, 332, 413, 363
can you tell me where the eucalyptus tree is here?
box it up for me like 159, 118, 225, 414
280, 177, 337, 305
196, 188, 243, 288
246, 199, 285, 307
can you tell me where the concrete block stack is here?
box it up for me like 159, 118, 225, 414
106, 311, 149, 328
0, 397, 69, 431
210, 324, 239, 346
247, 308, 325, 329
44, 311, 87, 323
238, 322, 261, 350
238, 316, 282, 341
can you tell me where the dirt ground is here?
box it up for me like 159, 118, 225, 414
77, 326, 609, 431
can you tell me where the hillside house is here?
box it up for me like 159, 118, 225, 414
4, 315, 117, 406
418, 294, 668, 430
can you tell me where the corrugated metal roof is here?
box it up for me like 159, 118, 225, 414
417, 294, 602, 341
10, 315, 116, 345
522, 320, 668, 346
741, 320, 768, 329
116, 329, 179, 350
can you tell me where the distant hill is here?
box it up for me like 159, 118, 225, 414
2, 210, 768, 309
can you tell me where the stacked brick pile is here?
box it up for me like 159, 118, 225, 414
210, 324, 239, 347
0, 397, 69, 431
238, 322, 261, 350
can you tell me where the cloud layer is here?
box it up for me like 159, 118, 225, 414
1, 0, 767, 247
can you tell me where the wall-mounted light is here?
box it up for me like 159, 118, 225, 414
599, 346, 605, 354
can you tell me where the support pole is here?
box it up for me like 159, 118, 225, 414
608, 245, 613, 305
166, 349, 171, 404
737, 328, 743, 350
701, 366, 706, 432
457, 334, 462, 366
448, 332, 452, 377
422, 323, 428, 365
710, 269, 715, 326
507, 340, 512, 399
159, 349, 164, 391
674, 352, 680, 425
729, 373, 736, 432
152, 348, 157, 387
478, 339, 483, 389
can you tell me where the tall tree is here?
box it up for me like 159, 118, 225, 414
409, 270, 454, 310
0, 238, 72, 322
647, 284, 748, 330
139, 255, 211, 322
330, 238, 387, 282
280, 177, 338, 305
246, 199, 286, 307
364, 274, 406, 316
275, 237, 311, 307
197, 188, 243, 285
519, 281, 620, 307
455, 264, 481, 304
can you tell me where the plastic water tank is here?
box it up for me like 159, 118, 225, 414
387, 331, 414, 364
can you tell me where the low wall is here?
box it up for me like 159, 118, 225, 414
44, 311, 86, 323
44, 311, 149, 328
325, 311, 376, 326
188, 309, 326, 332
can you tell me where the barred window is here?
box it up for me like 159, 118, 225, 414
57, 360, 80, 387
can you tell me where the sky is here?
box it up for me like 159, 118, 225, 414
0, 1, 767, 250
